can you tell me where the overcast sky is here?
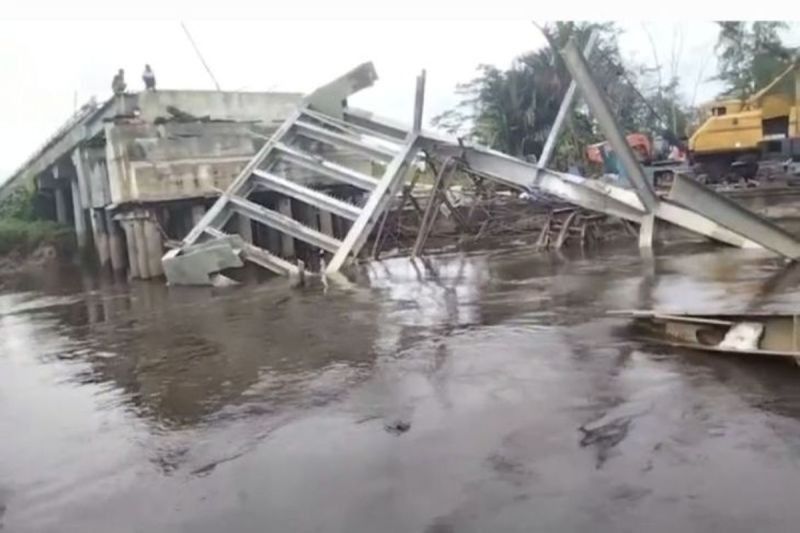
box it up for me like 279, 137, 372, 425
1, 19, 797, 181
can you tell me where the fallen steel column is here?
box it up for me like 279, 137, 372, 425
560, 38, 658, 212
668, 173, 800, 259
228, 196, 343, 253
450, 145, 645, 221
251, 169, 361, 221
274, 143, 379, 191
176, 107, 305, 250
412, 157, 456, 257
325, 68, 428, 273
652, 201, 759, 249
294, 120, 397, 162
164, 62, 422, 284
447, 144, 766, 248
325, 135, 420, 273
533, 30, 598, 182
539, 171, 761, 249
338, 107, 768, 250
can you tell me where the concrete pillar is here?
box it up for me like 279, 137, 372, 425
133, 216, 150, 279
121, 220, 140, 279
638, 213, 656, 249
319, 211, 334, 236
70, 147, 92, 217
237, 213, 253, 243
302, 206, 320, 231
106, 210, 126, 272
303, 207, 323, 270
266, 227, 281, 255
86, 146, 112, 208
278, 198, 295, 258
90, 209, 110, 267
87, 294, 99, 325
143, 214, 164, 278
333, 214, 350, 240
54, 187, 68, 224
70, 178, 88, 249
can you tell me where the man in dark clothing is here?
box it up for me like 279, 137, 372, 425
142, 64, 156, 91
112, 68, 126, 95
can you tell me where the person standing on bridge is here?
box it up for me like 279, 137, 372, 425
111, 69, 126, 95
142, 64, 156, 91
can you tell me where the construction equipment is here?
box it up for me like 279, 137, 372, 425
586, 132, 687, 188
586, 133, 653, 166
689, 61, 800, 181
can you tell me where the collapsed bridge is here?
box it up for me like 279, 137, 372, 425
163, 37, 800, 286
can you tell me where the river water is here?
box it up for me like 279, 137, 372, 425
3, 243, 800, 532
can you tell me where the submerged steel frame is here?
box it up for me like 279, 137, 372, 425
411, 156, 458, 257
556, 37, 800, 256
669, 174, 800, 258
337, 105, 761, 249
164, 62, 427, 284
334, 107, 767, 250
169, 52, 800, 284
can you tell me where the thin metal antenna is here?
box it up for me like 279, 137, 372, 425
180, 21, 222, 91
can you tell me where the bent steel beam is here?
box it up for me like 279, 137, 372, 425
669, 173, 800, 258
560, 38, 659, 212
435, 141, 761, 248
344, 108, 764, 249
450, 145, 646, 222
325, 134, 421, 273
534, 30, 598, 181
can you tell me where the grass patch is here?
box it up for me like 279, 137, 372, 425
0, 218, 73, 256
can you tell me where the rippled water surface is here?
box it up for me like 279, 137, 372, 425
4, 244, 800, 532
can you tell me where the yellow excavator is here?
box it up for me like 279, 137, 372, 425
689, 61, 800, 181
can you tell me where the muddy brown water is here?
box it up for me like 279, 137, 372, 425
4, 243, 800, 532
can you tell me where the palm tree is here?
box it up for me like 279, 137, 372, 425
433, 21, 693, 170
433, 22, 637, 166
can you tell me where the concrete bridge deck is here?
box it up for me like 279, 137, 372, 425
1, 89, 302, 278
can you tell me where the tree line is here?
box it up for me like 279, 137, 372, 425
432, 21, 796, 171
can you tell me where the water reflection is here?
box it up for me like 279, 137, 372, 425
3, 244, 798, 433
5, 243, 800, 532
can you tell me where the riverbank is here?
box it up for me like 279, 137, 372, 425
0, 219, 73, 278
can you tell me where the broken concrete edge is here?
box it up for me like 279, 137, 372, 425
304, 62, 379, 119
162, 235, 245, 286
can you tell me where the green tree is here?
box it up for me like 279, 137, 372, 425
715, 21, 794, 98
434, 22, 622, 159
432, 22, 683, 169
